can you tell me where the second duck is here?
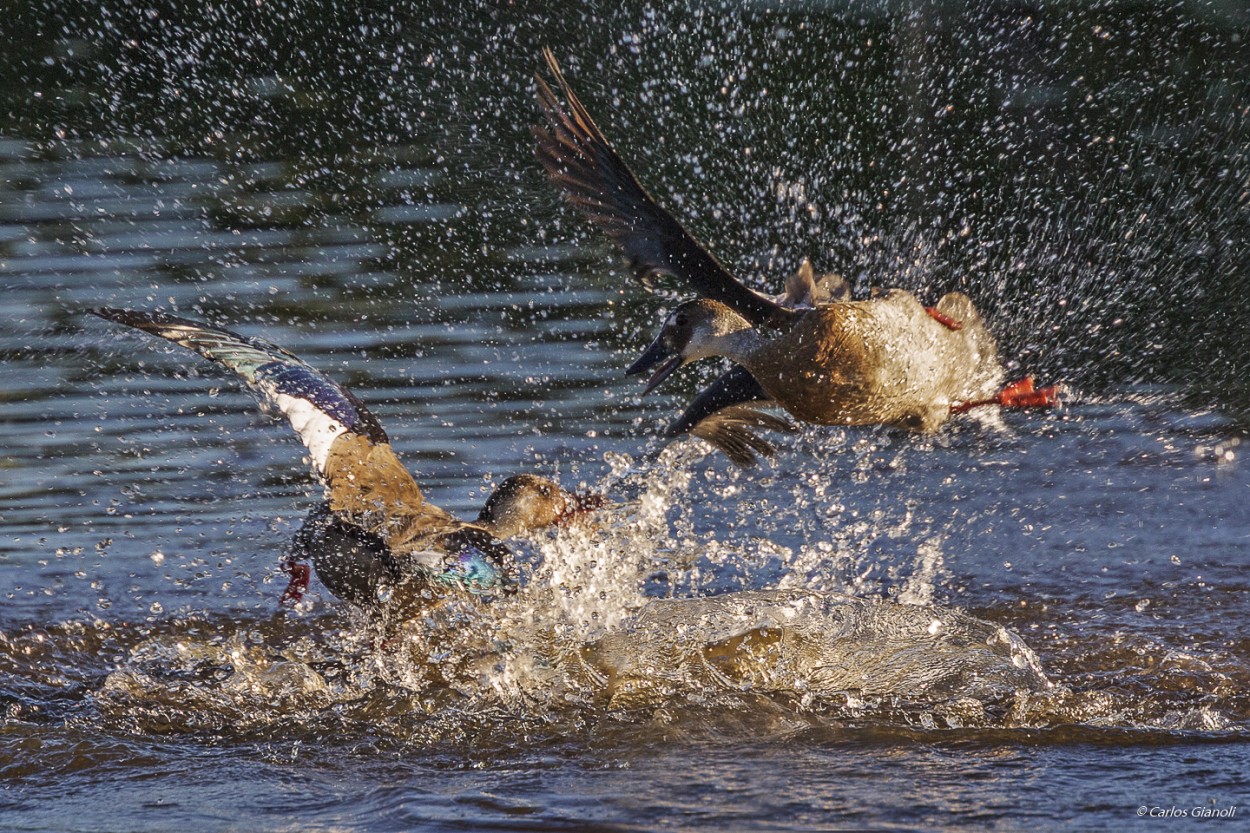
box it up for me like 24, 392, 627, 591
534, 51, 1058, 464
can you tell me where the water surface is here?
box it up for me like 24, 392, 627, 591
2, 1, 1249, 830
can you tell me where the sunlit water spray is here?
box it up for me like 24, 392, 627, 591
2, 9, 1248, 828
51, 432, 1055, 742
53, 390, 1237, 749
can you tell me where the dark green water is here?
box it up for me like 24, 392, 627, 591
2, 1, 1248, 830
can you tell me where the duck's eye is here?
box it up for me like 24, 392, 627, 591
674, 314, 688, 327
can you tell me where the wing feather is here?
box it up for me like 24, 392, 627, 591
90, 308, 461, 549
664, 365, 796, 466
535, 49, 797, 328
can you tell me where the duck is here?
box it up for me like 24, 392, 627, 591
551, 588, 1051, 708
630, 293, 1007, 433
533, 50, 1058, 464
90, 308, 601, 618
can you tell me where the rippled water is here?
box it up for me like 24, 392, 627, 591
3, 2, 1249, 830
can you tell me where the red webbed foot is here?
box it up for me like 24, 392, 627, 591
996, 376, 1063, 410
951, 376, 1063, 415
925, 307, 964, 331
280, 559, 311, 605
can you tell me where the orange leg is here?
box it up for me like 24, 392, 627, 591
279, 559, 311, 604
951, 376, 1062, 415
925, 307, 963, 331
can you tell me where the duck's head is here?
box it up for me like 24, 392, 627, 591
626, 299, 752, 394
476, 474, 606, 539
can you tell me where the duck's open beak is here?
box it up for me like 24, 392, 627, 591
626, 335, 681, 395
555, 491, 608, 527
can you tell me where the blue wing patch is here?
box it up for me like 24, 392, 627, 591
255, 361, 388, 443
257, 362, 361, 432
435, 546, 503, 594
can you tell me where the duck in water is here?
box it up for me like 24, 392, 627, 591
91, 311, 1052, 708
91, 309, 601, 620
544, 589, 1051, 709
534, 50, 1059, 465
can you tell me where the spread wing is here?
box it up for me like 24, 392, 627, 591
534, 49, 797, 329
91, 308, 463, 553
665, 365, 796, 467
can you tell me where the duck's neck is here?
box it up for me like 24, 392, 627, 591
476, 515, 515, 540
476, 506, 532, 540
701, 324, 767, 367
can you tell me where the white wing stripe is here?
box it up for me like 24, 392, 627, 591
272, 392, 349, 473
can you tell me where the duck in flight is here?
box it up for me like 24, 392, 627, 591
91, 309, 601, 619
533, 50, 1058, 465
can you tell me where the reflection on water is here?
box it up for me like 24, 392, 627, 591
2, 1, 1249, 830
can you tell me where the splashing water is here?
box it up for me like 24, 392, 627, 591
2, 2, 1249, 829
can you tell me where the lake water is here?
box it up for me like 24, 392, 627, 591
2, 2, 1249, 830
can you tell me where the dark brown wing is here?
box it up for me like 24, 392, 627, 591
689, 405, 797, 468
665, 365, 796, 467
534, 49, 797, 329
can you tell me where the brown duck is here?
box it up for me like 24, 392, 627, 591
91, 309, 601, 618
534, 51, 1058, 464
